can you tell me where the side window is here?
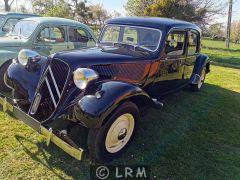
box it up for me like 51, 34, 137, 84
166, 31, 186, 56
36, 26, 65, 43
69, 27, 95, 48
51, 27, 65, 42
2, 18, 19, 33
188, 31, 198, 55
123, 27, 138, 44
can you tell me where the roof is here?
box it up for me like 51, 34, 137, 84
0, 12, 39, 17
107, 17, 200, 31
22, 17, 89, 29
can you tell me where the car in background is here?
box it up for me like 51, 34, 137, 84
0, 12, 39, 36
0, 17, 97, 89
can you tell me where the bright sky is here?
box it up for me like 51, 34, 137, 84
4, 0, 240, 23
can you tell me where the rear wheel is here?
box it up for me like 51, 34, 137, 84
87, 102, 139, 163
191, 67, 206, 92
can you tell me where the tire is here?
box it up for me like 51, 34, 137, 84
0, 60, 12, 93
87, 101, 139, 163
190, 67, 206, 92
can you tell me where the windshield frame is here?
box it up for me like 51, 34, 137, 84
9, 20, 39, 39
99, 24, 162, 53
0, 15, 6, 27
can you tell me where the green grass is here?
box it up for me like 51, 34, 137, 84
202, 39, 240, 67
0, 65, 240, 179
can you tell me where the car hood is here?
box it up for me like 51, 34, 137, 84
0, 36, 26, 48
53, 47, 152, 69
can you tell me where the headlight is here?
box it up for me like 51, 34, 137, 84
73, 68, 98, 89
18, 49, 40, 66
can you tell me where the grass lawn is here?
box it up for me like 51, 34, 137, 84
202, 39, 240, 67
0, 65, 239, 179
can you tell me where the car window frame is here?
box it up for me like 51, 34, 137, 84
34, 25, 67, 45
187, 29, 200, 56
2, 17, 20, 32
165, 28, 188, 58
67, 26, 96, 43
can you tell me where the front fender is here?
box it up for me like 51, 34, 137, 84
0, 50, 18, 65
191, 54, 210, 84
5, 58, 47, 102
73, 81, 152, 128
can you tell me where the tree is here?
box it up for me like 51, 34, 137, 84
125, 0, 154, 16
231, 21, 240, 44
125, 0, 223, 27
3, 0, 15, 11
32, 0, 71, 18
89, 4, 111, 27
207, 23, 225, 40
112, 10, 122, 18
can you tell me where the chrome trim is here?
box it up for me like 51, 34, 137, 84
30, 93, 42, 115
45, 77, 57, 107
48, 66, 61, 98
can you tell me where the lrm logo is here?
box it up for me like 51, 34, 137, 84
90, 165, 151, 179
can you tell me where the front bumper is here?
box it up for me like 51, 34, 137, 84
0, 95, 84, 161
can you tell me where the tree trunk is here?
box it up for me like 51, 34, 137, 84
4, 0, 14, 12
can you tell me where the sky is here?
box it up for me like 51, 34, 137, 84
2, 0, 240, 24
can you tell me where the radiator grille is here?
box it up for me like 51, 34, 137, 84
30, 59, 70, 122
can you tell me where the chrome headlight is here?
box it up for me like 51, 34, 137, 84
18, 49, 40, 66
73, 68, 98, 90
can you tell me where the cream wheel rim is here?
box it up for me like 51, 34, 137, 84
105, 113, 135, 153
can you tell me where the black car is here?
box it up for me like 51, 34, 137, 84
0, 17, 210, 163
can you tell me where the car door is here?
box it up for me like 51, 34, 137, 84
153, 30, 187, 95
184, 30, 200, 81
33, 25, 68, 56
67, 26, 96, 50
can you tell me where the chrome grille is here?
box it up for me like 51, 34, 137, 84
30, 59, 70, 122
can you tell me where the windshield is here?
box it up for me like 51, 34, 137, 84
0, 15, 5, 27
10, 20, 38, 38
100, 25, 162, 52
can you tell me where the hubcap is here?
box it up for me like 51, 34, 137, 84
105, 113, 135, 153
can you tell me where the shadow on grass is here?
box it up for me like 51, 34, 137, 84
15, 83, 240, 179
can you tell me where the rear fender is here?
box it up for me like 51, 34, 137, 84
191, 54, 210, 84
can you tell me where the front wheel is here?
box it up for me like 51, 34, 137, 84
87, 102, 139, 163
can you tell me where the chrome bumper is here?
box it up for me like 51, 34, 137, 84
0, 96, 83, 161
